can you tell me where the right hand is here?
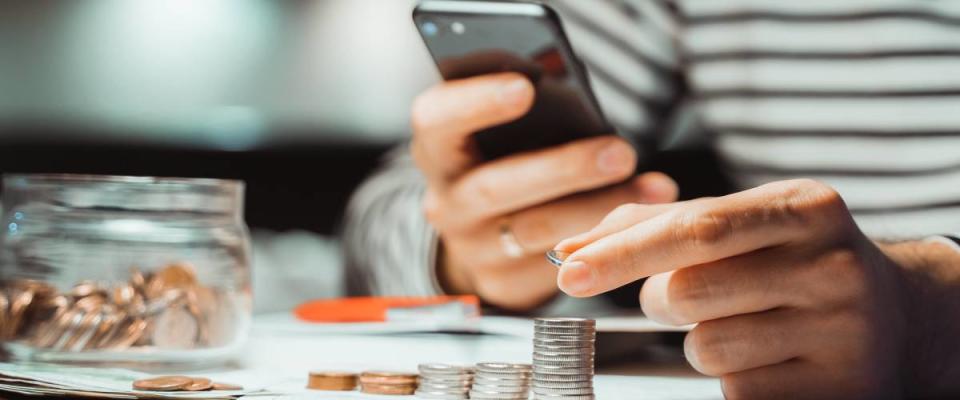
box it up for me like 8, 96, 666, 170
411, 72, 678, 311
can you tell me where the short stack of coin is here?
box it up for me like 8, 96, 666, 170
469, 362, 532, 400
532, 318, 596, 400
359, 371, 418, 396
415, 363, 474, 399
307, 371, 358, 391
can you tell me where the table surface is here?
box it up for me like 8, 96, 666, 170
212, 315, 724, 399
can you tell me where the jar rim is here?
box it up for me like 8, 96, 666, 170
4, 173, 242, 189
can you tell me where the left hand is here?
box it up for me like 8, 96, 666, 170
553, 179, 915, 400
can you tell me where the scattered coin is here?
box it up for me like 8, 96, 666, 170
211, 382, 243, 391
307, 371, 359, 391
132, 376, 193, 391
183, 377, 214, 391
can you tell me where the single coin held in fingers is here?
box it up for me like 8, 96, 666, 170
546, 250, 570, 267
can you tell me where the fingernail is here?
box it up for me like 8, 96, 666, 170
499, 79, 531, 106
558, 261, 594, 295
597, 142, 635, 175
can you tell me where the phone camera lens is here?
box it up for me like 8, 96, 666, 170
421, 21, 439, 36
451, 21, 465, 34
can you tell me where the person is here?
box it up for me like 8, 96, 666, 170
343, 1, 960, 398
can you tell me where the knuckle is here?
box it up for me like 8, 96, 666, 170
818, 248, 870, 302
720, 376, 751, 400
673, 208, 734, 250
606, 203, 643, 222
685, 324, 729, 376
782, 179, 849, 221
665, 269, 711, 322
464, 175, 500, 210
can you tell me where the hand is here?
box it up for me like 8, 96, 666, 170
553, 179, 960, 399
410, 72, 677, 311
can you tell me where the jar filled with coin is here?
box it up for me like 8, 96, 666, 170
0, 174, 252, 367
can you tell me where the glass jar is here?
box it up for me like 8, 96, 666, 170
0, 174, 252, 367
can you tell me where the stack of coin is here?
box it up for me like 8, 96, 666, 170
532, 318, 596, 400
415, 363, 474, 399
307, 371, 358, 391
469, 362, 532, 400
359, 371, 418, 396
0, 263, 239, 352
132, 376, 242, 392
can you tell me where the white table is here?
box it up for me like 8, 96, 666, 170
210, 315, 724, 399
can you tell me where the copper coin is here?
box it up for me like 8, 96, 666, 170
132, 376, 193, 391
109, 316, 147, 350
70, 281, 104, 299
360, 383, 417, 396
0, 292, 9, 339
307, 371, 359, 391
146, 264, 196, 299
359, 371, 419, 385
211, 382, 243, 391
60, 308, 102, 351
6, 289, 34, 339
112, 284, 137, 308
84, 309, 123, 350
184, 377, 213, 391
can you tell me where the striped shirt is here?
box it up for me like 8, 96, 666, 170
344, 0, 960, 296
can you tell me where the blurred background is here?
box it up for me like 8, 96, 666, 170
0, 0, 435, 234
0, 0, 723, 312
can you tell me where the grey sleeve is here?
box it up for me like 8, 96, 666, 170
342, 144, 444, 296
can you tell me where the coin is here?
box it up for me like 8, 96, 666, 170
359, 371, 418, 385
211, 382, 243, 391
152, 305, 200, 349
307, 371, 358, 391
132, 376, 193, 391
6, 289, 34, 339
545, 250, 569, 267
361, 383, 417, 395
533, 317, 596, 398
0, 291, 9, 339
146, 264, 197, 299
184, 377, 213, 391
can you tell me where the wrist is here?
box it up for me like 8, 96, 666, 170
878, 239, 960, 398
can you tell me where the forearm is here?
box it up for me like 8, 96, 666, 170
879, 239, 960, 398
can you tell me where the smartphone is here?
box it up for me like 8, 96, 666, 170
413, 0, 613, 161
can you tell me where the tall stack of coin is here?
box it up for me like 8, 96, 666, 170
532, 318, 595, 400
469, 362, 532, 400
415, 363, 474, 399
359, 371, 418, 396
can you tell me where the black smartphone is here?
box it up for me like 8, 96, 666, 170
413, 0, 613, 161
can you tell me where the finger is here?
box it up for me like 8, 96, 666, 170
684, 309, 807, 376
411, 72, 535, 182
639, 247, 801, 326
441, 177, 655, 267
509, 176, 668, 253
558, 179, 850, 297
720, 360, 834, 400
438, 136, 636, 227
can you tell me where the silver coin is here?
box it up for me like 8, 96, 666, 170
477, 362, 532, 372
470, 384, 529, 393
533, 366, 593, 375
532, 380, 593, 389
534, 318, 595, 327
530, 373, 593, 382
420, 377, 473, 385
532, 394, 595, 400
534, 359, 593, 368
419, 363, 475, 375
468, 390, 531, 400
532, 386, 594, 396
414, 390, 469, 399
533, 338, 594, 347
545, 250, 569, 267
533, 353, 594, 362
419, 381, 472, 390
533, 326, 596, 335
